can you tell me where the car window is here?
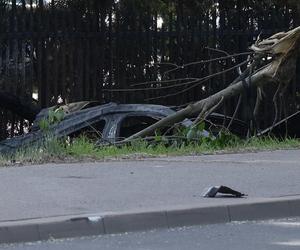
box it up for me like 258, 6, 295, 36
119, 116, 161, 139
69, 119, 106, 140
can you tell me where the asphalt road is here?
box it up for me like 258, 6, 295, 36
0, 149, 300, 222
2, 217, 300, 250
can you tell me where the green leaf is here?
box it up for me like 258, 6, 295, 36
186, 128, 197, 141
39, 118, 50, 132
197, 122, 205, 131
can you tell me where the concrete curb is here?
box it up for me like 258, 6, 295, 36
1, 196, 300, 244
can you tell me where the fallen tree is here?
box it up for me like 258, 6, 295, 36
124, 26, 300, 141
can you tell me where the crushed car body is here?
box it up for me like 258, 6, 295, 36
0, 102, 248, 155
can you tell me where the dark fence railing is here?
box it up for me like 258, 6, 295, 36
0, 1, 300, 139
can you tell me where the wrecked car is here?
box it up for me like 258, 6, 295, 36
0, 102, 247, 155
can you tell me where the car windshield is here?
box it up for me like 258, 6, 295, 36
119, 116, 161, 139
69, 119, 106, 140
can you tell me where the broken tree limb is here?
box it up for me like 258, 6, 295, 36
124, 26, 300, 142
124, 69, 268, 141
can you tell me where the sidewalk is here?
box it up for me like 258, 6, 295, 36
1, 149, 300, 243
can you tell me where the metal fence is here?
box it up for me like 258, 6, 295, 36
0, 0, 300, 139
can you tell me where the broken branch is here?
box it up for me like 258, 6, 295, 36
124, 26, 300, 141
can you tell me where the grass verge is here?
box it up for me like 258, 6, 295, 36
0, 135, 299, 166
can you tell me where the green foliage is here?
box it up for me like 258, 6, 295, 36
3, 136, 66, 165
52, 0, 299, 17
210, 131, 241, 149
130, 138, 149, 150
67, 136, 97, 156
186, 122, 206, 141
38, 118, 50, 131
39, 107, 65, 132
54, 0, 114, 11
48, 107, 65, 124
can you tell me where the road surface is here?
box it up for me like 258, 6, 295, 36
1, 217, 300, 250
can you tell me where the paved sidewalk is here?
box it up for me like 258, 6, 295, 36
0, 149, 300, 243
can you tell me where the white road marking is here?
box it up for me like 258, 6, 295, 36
264, 221, 300, 227
273, 240, 300, 246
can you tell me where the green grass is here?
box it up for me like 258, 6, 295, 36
1, 135, 300, 166
66, 136, 300, 159
0, 136, 66, 166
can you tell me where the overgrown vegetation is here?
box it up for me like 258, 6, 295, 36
38, 108, 65, 131
65, 135, 300, 159
0, 133, 299, 166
